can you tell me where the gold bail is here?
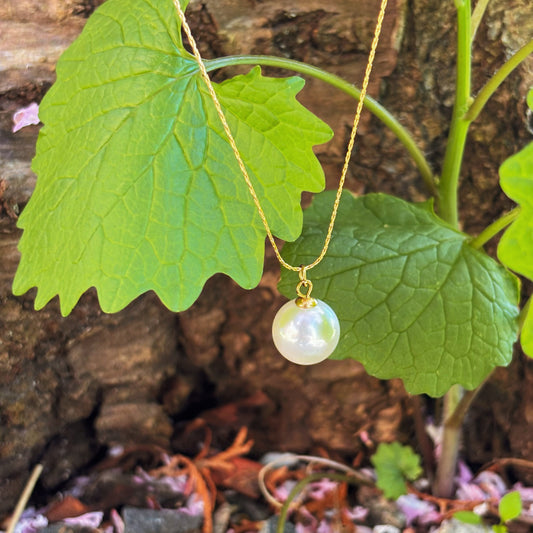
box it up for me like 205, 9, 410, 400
296, 265, 314, 302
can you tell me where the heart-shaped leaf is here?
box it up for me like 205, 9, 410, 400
497, 89, 533, 356
279, 192, 520, 397
497, 148, 533, 281
12, 0, 332, 315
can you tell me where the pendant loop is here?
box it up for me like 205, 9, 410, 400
296, 279, 313, 300
296, 265, 313, 300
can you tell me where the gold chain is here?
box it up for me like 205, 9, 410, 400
173, 0, 388, 278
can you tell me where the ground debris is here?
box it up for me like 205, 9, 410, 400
3, 426, 533, 533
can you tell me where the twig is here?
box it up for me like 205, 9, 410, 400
276, 472, 365, 533
149, 427, 254, 533
198, 427, 253, 469
408, 483, 485, 515
480, 457, 533, 474
178, 456, 214, 533
6, 464, 43, 533
258, 454, 373, 510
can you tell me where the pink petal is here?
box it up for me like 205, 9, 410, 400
274, 480, 297, 502
397, 494, 440, 526
456, 481, 486, 501
179, 494, 204, 516
307, 478, 339, 500
295, 524, 315, 533
63, 511, 103, 528
110, 509, 124, 533
512, 483, 533, 503
13, 514, 48, 533
456, 461, 474, 483
474, 471, 506, 498
12, 103, 40, 133
359, 430, 372, 447
296, 507, 318, 533
316, 520, 331, 533
344, 505, 369, 522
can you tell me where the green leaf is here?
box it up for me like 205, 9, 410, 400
520, 303, 533, 358
497, 144, 533, 281
279, 192, 520, 397
12, 0, 332, 315
492, 525, 507, 533
497, 90, 533, 356
370, 442, 422, 500
454, 511, 483, 525
499, 491, 522, 522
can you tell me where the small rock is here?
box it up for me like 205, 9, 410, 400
434, 518, 489, 532
259, 516, 296, 533
373, 526, 401, 533
40, 525, 98, 533
122, 507, 202, 533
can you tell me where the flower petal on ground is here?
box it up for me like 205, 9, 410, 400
12, 103, 40, 132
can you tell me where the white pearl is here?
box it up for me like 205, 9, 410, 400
272, 298, 340, 365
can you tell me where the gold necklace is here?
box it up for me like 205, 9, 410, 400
174, 0, 388, 365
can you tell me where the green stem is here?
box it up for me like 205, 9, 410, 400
464, 39, 533, 123
470, 0, 491, 41
205, 55, 438, 196
434, 0, 472, 500
447, 381, 487, 429
438, 0, 472, 227
434, 384, 464, 498
469, 207, 521, 249
519, 297, 532, 336
276, 472, 369, 533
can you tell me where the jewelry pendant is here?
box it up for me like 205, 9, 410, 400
272, 272, 340, 365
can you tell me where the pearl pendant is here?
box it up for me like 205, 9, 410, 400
272, 297, 340, 365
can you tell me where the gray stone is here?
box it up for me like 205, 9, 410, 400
40, 525, 98, 533
434, 519, 490, 532
122, 507, 202, 533
259, 516, 296, 533
372, 526, 401, 533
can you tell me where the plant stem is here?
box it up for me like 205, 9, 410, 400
434, 0, 472, 499
469, 207, 521, 249
518, 296, 531, 333
206, 55, 438, 196
438, 0, 472, 227
6, 464, 43, 533
436, 209, 523, 497
434, 384, 464, 498
447, 382, 487, 429
464, 39, 533, 123
470, 0, 491, 41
